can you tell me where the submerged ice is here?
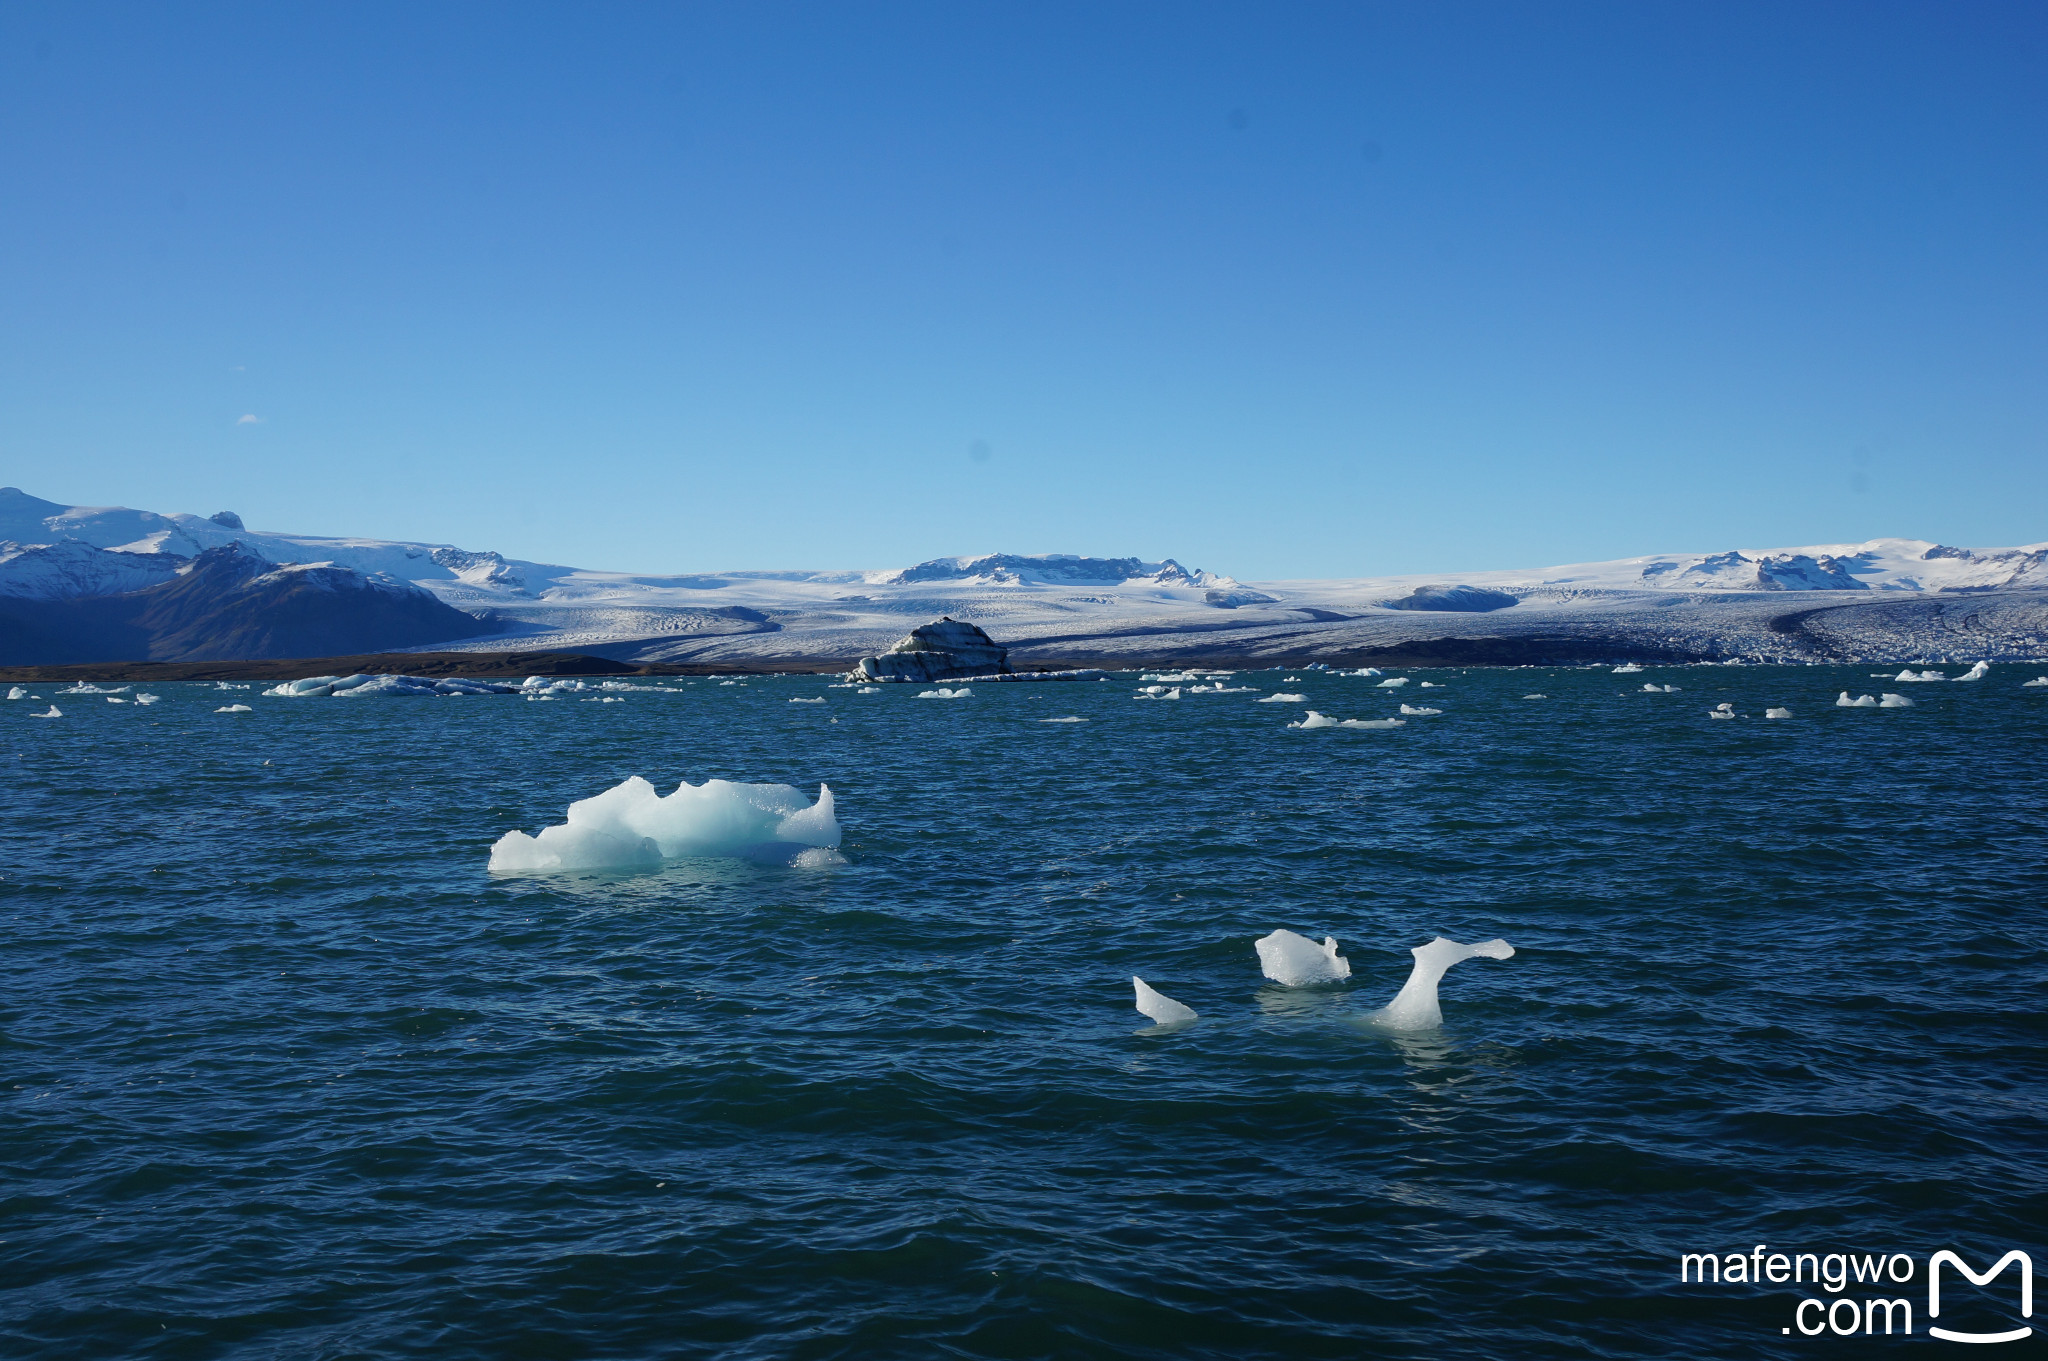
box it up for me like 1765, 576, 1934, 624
489, 777, 844, 874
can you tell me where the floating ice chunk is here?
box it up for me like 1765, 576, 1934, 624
1369, 937, 1514, 1030
135, 694, 159, 705
1340, 718, 1406, 729
489, 777, 842, 874
1953, 660, 1989, 682
1038, 716, 1087, 723
526, 695, 554, 702
789, 697, 826, 704
1641, 683, 1680, 693
2025, 676, 2048, 687
857, 685, 882, 694
1613, 663, 1644, 674
1133, 977, 1199, 1025
1836, 692, 1879, 708
1398, 704, 1442, 716
1765, 707, 1792, 719
1258, 693, 1308, 703
107, 697, 126, 704
1255, 930, 1352, 985
1187, 683, 1257, 694
917, 687, 972, 699
719, 680, 738, 686
1282, 676, 1302, 682
1879, 692, 1913, 707
5, 687, 26, 700
31, 705, 61, 718
1418, 681, 1441, 688
1522, 694, 1547, 699
59, 683, 129, 694
1708, 705, 1736, 719
581, 696, 625, 704
215, 704, 253, 713
1376, 677, 1410, 688
1340, 667, 1383, 677
1894, 668, 1946, 682
1291, 710, 1341, 729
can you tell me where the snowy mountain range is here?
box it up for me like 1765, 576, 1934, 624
3, 486, 2045, 667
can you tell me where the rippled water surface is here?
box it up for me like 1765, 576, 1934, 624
4, 668, 2045, 1359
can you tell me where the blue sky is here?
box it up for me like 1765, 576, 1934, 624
2, 2, 2043, 578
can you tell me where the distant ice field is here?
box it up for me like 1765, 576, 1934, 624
2, 666, 2044, 1359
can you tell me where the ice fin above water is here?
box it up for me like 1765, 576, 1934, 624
31, 705, 60, 718
489, 777, 842, 874
1370, 936, 1515, 1030
1133, 977, 1199, 1026
6, 686, 27, 700
1256, 929, 1352, 986
1953, 660, 1989, 682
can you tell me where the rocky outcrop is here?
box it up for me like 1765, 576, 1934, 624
848, 618, 1011, 682
0, 542, 496, 665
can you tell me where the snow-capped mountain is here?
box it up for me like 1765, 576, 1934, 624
3, 486, 2044, 667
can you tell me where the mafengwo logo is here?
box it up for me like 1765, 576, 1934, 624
1678, 1245, 2033, 1341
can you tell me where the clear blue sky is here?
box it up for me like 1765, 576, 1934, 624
2, 2, 2043, 579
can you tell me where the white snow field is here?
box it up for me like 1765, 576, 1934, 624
5, 487, 2046, 667
488, 777, 844, 874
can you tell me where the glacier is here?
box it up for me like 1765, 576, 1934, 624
4, 487, 2046, 670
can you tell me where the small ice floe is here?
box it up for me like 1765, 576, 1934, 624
30, 705, 61, 718
107, 697, 127, 704
1879, 692, 1913, 708
1953, 660, 1990, 682
581, 696, 625, 704
1288, 711, 1404, 730
1613, 663, 1644, 674
1039, 716, 1087, 723
1187, 683, 1257, 694
1376, 677, 1410, 688
5, 686, 29, 700
135, 693, 159, 705
1641, 683, 1680, 693
1257, 693, 1307, 703
1398, 703, 1442, 716
1133, 687, 1181, 700
1709, 703, 1737, 719
719, 680, 738, 686
1255, 930, 1352, 985
1522, 694, 1547, 700
788, 697, 826, 704
215, 704, 253, 713
1417, 681, 1441, 688
1132, 977, 1198, 1026
918, 687, 972, 699
1836, 692, 1879, 708
1368, 937, 1515, 1030
59, 682, 129, 694
1893, 668, 1947, 682
1765, 707, 1792, 719
1282, 676, 1302, 682
857, 685, 882, 694
2024, 676, 2048, 687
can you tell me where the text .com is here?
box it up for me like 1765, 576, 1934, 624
1679, 1246, 2033, 1342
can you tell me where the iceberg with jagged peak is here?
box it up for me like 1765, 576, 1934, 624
849, 618, 1011, 683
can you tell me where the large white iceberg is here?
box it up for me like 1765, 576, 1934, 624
265, 673, 519, 698
489, 776, 843, 874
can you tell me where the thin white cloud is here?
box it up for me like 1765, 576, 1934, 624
235, 413, 262, 425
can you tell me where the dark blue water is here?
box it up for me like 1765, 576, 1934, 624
4, 668, 2044, 1359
